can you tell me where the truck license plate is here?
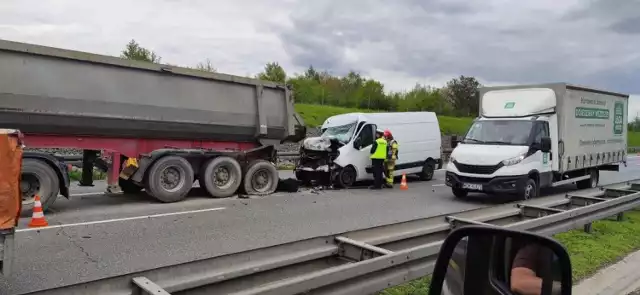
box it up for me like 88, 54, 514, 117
462, 183, 483, 191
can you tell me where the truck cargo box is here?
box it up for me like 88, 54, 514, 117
478, 83, 628, 173
0, 39, 304, 144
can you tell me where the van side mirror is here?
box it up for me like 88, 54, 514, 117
541, 137, 552, 153
429, 225, 573, 295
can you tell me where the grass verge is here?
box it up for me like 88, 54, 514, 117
295, 103, 640, 141
380, 209, 640, 294
68, 169, 106, 181
294, 103, 473, 135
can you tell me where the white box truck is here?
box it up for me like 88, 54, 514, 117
296, 112, 442, 187
445, 83, 628, 200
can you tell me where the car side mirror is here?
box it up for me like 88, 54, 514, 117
541, 136, 552, 153
429, 225, 572, 295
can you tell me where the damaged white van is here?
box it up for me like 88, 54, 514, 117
295, 112, 442, 187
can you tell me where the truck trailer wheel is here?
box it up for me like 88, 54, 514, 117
243, 160, 278, 195
21, 158, 60, 212
144, 156, 194, 203
201, 156, 242, 198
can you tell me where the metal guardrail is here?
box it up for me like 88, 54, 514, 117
31, 180, 640, 295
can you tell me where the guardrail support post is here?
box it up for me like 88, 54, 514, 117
335, 236, 393, 262
583, 223, 593, 233
132, 277, 171, 295
0, 229, 15, 275
616, 212, 624, 221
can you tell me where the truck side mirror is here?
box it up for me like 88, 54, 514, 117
541, 137, 551, 153
451, 136, 460, 149
429, 225, 573, 295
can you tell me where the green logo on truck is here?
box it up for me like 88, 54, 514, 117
504, 102, 515, 109
575, 107, 609, 119
613, 101, 624, 135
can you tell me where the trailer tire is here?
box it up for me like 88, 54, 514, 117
119, 178, 143, 194
21, 158, 60, 212
201, 156, 242, 198
243, 160, 278, 195
145, 156, 194, 203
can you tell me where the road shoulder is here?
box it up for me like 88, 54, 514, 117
573, 248, 640, 295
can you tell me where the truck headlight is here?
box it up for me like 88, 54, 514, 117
502, 154, 525, 166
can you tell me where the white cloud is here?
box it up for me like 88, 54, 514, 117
0, 0, 638, 120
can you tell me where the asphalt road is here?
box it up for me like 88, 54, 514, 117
2, 158, 640, 294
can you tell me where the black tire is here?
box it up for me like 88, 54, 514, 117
520, 178, 538, 200
243, 160, 279, 195
577, 169, 599, 189
21, 158, 60, 212
452, 187, 468, 198
295, 170, 312, 186
336, 166, 357, 188
144, 156, 194, 203
418, 160, 436, 181
119, 178, 143, 194
201, 156, 242, 198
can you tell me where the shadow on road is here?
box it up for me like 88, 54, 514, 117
454, 183, 580, 205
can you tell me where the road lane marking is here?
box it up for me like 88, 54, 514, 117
16, 206, 227, 232
432, 184, 446, 187
69, 192, 110, 197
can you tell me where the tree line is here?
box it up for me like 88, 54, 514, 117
121, 39, 482, 117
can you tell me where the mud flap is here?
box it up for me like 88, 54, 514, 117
0, 130, 23, 231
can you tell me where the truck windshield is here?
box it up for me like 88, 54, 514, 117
321, 122, 357, 143
463, 120, 533, 146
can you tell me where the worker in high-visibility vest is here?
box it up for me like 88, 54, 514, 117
384, 129, 398, 188
369, 129, 387, 189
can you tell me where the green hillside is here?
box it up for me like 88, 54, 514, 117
295, 103, 473, 135
295, 103, 640, 148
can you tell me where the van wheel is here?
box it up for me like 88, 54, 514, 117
145, 156, 194, 203
336, 166, 357, 188
452, 187, 468, 198
201, 156, 242, 198
418, 160, 435, 181
577, 169, 599, 189
243, 160, 279, 195
21, 159, 60, 212
520, 178, 538, 200
295, 170, 312, 186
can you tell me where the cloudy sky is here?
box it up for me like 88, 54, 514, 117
1, 0, 639, 117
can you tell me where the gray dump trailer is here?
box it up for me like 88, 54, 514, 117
0, 39, 304, 144
0, 39, 306, 209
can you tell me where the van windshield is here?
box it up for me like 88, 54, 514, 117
463, 120, 533, 146
321, 122, 357, 143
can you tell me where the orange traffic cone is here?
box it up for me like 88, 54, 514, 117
28, 195, 49, 228
400, 174, 408, 190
